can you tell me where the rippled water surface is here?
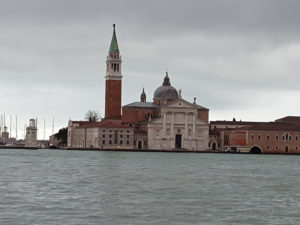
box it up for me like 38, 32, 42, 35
1, 149, 300, 225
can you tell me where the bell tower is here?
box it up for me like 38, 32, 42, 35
105, 24, 122, 119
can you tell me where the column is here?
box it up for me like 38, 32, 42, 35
185, 112, 188, 139
163, 112, 166, 138
192, 114, 196, 139
171, 112, 174, 138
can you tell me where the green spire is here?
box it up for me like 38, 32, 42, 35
109, 24, 119, 53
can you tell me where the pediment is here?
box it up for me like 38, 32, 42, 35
165, 98, 198, 109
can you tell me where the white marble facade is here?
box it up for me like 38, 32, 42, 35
148, 99, 209, 151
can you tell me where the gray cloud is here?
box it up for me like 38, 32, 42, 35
1, 0, 300, 138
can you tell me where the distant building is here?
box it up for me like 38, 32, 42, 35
25, 119, 37, 148
1, 126, 9, 143
209, 120, 264, 151
68, 120, 134, 149
210, 117, 300, 154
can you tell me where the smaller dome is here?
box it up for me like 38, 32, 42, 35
153, 72, 178, 101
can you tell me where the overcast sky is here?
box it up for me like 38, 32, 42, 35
1, 0, 300, 139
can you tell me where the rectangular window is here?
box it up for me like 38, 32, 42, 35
296, 136, 298, 141
127, 135, 130, 138
102, 140, 105, 144
120, 135, 123, 138
276, 136, 278, 140
267, 136, 270, 140
109, 140, 112, 144
258, 135, 261, 140
127, 140, 129, 145
120, 140, 123, 145
251, 135, 254, 140
103, 135, 105, 138
109, 135, 112, 138
115, 131, 118, 144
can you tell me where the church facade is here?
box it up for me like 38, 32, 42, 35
67, 25, 209, 151
147, 99, 209, 150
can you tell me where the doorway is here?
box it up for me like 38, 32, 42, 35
175, 134, 182, 149
138, 141, 142, 150
212, 143, 216, 150
250, 146, 262, 154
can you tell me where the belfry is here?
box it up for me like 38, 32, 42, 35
105, 24, 122, 119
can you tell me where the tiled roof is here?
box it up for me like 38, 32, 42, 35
71, 121, 90, 124
275, 116, 300, 123
123, 102, 158, 108
242, 122, 300, 132
210, 121, 265, 126
77, 120, 131, 129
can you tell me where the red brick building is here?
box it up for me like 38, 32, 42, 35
210, 117, 300, 154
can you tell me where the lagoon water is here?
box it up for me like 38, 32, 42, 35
0, 149, 300, 225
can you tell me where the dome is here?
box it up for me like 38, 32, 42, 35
153, 73, 178, 101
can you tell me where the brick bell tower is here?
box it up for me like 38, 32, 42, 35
105, 24, 122, 119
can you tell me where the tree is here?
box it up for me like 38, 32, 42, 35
54, 127, 68, 144
85, 110, 100, 122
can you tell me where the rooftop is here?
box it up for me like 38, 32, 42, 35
242, 122, 300, 132
210, 120, 265, 126
76, 120, 131, 129
109, 24, 119, 53
275, 116, 300, 123
123, 102, 158, 109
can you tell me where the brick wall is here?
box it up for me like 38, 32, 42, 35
105, 80, 122, 119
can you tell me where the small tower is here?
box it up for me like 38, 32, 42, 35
105, 24, 123, 119
140, 88, 146, 102
25, 119, 37, 148
1, 126, 9, 143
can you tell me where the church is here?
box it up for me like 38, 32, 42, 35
67, 25, 209, 151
